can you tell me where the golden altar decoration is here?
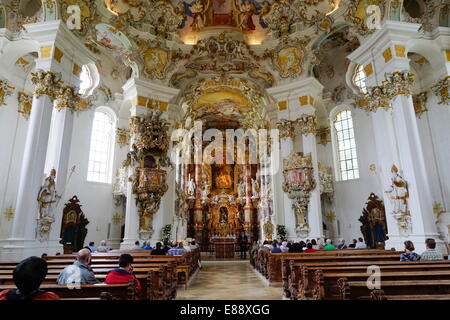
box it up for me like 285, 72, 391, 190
207, 193, 241, 237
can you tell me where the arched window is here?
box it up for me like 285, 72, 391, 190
353, 64, 367, 94
87, 108, 116, 183
332, 108, 359, 181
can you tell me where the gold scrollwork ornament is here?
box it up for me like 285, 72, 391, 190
31, 70, 62, 99
431, 76, 449, 105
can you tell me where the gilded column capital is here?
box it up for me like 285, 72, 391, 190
431, 76, 449, 105
363, 85, 392, 112
276, 119, 295, 139
382, 71, 415, 98
412, 91, 428, 118
31, 70, 62, 99
54, 85, 82, 112
296, 114, 317, 136
0, 79, 15, 106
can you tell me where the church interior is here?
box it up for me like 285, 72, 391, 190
0, 0, 450, 301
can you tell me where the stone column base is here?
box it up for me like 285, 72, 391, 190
0, 238, 63, 261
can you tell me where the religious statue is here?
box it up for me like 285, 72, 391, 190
220, 207, 228, 223
37, 169, 58, 219
251, 178, 259, 198
235, 0, 257, 31
385, 165, 411, 230
187, 177, 196, 198
237, 182, 245, 199
201, 184, 210, 200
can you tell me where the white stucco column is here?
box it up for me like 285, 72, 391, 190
347, 21, 444, 252
120, 78, 178, 248
0, 21, 95, 259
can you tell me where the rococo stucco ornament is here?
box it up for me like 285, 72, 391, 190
296, 114, 317, 135
0, 79, 15, 106
30, 70, 62, 99
430, 76, 449, 105
17, 92, 32, 119
54, 85, 82, 112
276, 119, 296, 139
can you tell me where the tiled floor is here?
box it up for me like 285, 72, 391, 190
176, 261, 282, 300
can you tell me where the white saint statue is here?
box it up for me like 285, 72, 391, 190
237, 182, 245, 199
251, 178, 259, 198
187, 177, 196, 198
37, 169, 58, 219
201, 184, 209, 200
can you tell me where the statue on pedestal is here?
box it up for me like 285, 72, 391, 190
385, 165, 411, 231
36, 169, 58, 241
251, 178, 259, 199
187, 177, 196, 199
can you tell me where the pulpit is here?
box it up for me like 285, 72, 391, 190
213, 237, 235, 258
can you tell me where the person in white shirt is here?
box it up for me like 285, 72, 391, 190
355, 237, 367, 249
280, 241, 289, 252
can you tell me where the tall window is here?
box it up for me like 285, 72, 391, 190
87, 109, 115, 183
353, 64, 367, 94
333, 109, 359, 181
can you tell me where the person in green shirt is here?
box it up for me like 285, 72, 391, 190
323, 239, 336, 250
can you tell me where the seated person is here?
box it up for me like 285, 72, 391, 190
288, 242, 303, 253
132, 241, 141, 250
168, 242, 186, 256
105, 254, 142, 293
0, 257, 60, 300
183, 241, 192, 252
348, 239, 357, 248
400, 240, 420, 261
87, 242, 96, 252
96, 240, 109, 253
324, 239, 336, 250
420, 238, 444, 261
270, 240, 282, 253
142, 241, 152, 250
336, 239, 347, 249
151, 242, 166, 255
304, 243, 316, 253
57, 248, 99, 285
355, 237, 367, 249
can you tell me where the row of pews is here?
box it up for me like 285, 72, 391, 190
0, 248, 201, 300
252, 248, 450, 300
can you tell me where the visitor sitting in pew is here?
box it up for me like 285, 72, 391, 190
311, 239, 318, 250
400, 240, 420, 261
87, 241, 96, 252
184, 240, 192, 252
168, 242, 187, 256
304, 243, 316, 253
355, 237, 367, 249
270, 240, 282, 253
96, 240, 110, 253
348, 239, 357, 248
142, 241, 153, 250
280, 241, 289, 253
105, 254, 142, 295
57, 248, 100, 285
421, 238, 444, 261
288, 242, 303, 253
190, 239, 199, 249
336, 239, 347, 249
151, 242, 167, 255
132, 241, 141, 250
0, 257, 60, 300
324, 239, 336, 250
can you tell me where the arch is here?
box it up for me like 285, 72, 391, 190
86, 106, 117, 183
329, 105, 360, 181
0, 6, 6, 28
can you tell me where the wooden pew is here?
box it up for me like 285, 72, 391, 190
0, 279, 136, 300
281, 251, 403, 296
294, 260, 450, 300
311, 269, 450, 300
344, 280, 450, 300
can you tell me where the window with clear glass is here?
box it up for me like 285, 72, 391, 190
353, 64, 367, 94
333, 110, 359, 181
87, 110, 115, 183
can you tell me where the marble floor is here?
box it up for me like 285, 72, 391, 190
176, 261, 283, 300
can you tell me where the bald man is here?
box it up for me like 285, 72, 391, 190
57, 248, 99, 285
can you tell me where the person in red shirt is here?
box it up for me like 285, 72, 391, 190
105, 254, 142, 294
0, 256, 59, 300
304, 243, 316, 253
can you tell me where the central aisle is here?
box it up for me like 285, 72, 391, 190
176, 261, 282, 300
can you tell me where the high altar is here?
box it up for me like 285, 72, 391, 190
180, 139, 261, 248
